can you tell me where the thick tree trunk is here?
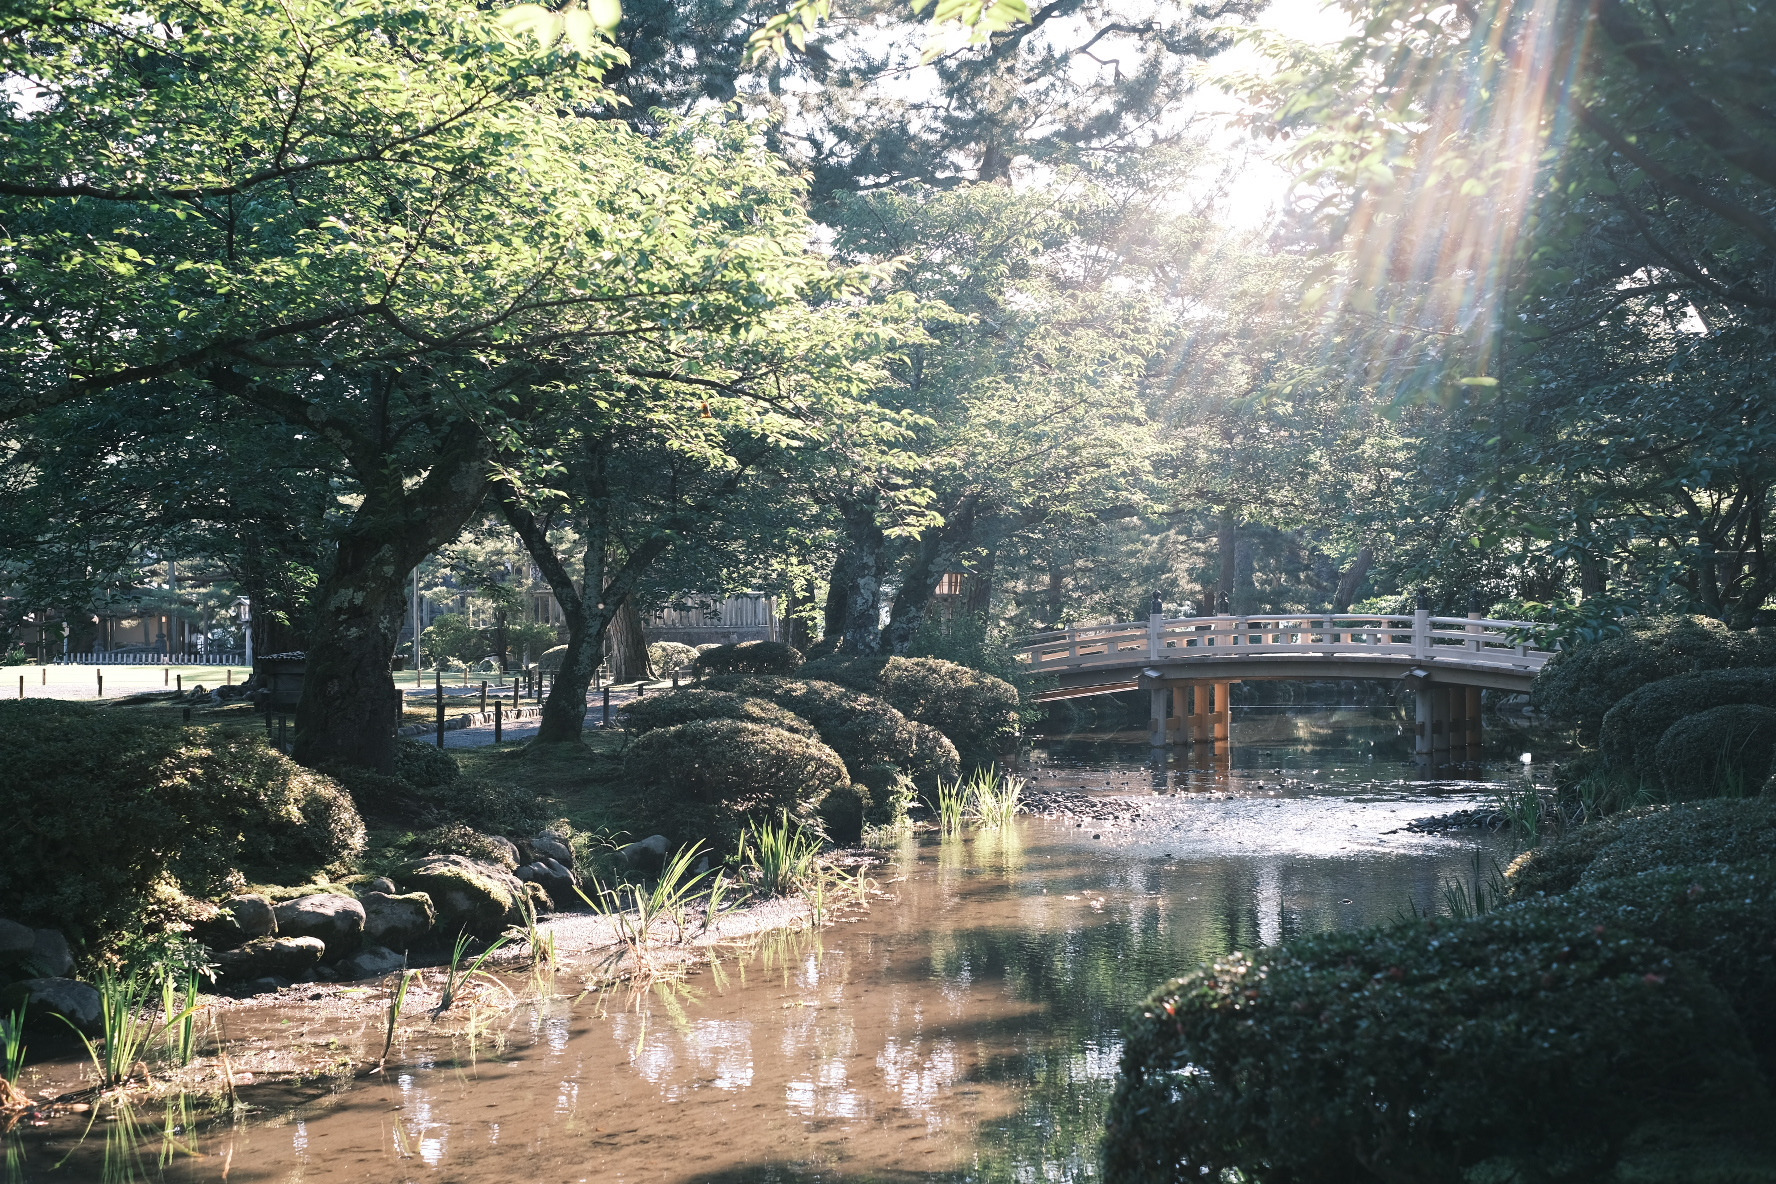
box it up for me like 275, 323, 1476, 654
964, 545, 996, 618
785, 583, 815, 652
292, 430, 488, 772
1333, 546, 1374, 613
608, 597, 652, 682
1215, 509, 1239, 612
829, 497, 886, 654
881, 493, 977, 654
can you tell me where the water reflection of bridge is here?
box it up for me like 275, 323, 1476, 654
1017, 612, 1554, 763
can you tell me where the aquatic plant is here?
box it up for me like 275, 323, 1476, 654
62, 972, 199, 1090
936, 776, 969, 835
966, 765, 1025, 829
378, 968, 418, 1069
739, 814, 821, 896
158, 972, 202, 1068
436, 932, 511, 1014
505, 893, 556, 968
1, 1005, 24, 1085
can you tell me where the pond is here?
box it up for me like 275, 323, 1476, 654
13, 707, 1548, 1183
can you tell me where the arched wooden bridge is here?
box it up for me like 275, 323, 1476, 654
1016, 612, 1555, 761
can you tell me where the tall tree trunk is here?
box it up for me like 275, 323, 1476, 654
964, 544, 996, 618
1333, 546, 1374, 613
831, 496, 885, 654
608, 597, 651, 683
881, 493, 977, 655
291, 426, 489, 773
1215, 509, 1239, 613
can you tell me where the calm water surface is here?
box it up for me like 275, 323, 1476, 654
16, 710, 1544, 1183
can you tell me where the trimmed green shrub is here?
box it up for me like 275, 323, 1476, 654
1104, 906, 1766, 1184
413, 776, 551, 836
801, 655, 1019, 768
621, 719, 847, 849
1506, 798, 1776, 898
693, 640, 804, 675
647, 640, 699, 672
0, 701, 365, 942
617, 688, 818, 739
1567, 861, 1776, 1076
1600, 666, 1776, 771
702, 675, 955, 787
1532, 615, 1776, 741
394, 737, 460, 789
1504, 811, 1637, 898
1655, 703, 1776, 798
413, 823, 520, 869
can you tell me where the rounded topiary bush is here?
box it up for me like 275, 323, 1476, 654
618, 688, 817, 739
693, 640, 804, 675
622, 719, 846, 849
1654, 703, 1776, 798
701, 675, 949, 786
1506, 797, 1776, 898
1532, 615, 1776, 741
802, 655, 1020, 768
1104, 906, 1764, 1184
1567, 860, 1776, 1076
647, 640, 699, 673
0, 701, 365, 942
394, 737, 460, 789
1600, 667, 1776, 771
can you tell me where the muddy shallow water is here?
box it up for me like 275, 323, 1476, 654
12, 720, 1543, 1183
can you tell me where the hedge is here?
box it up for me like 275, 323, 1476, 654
330, 739, 548, 834
617, 688, 818, 739
621, 719, 847, 849
1104, 906, 1765, 1183
693, 640, 804, 675
0, 701, 365, 942
1654, 703, 1776, 798
701, 675, 956, 788
1505, 797, 1776, 898
1531, 615, 1776, 741
1565, 861, 1776, 1077
647, 640, 699, 673
801, 655, 1019, 768
1599, 666, 1776, 771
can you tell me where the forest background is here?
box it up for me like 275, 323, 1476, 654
2, 0, 1771, 769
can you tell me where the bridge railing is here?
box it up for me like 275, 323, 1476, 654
1016, 613, 1555, 676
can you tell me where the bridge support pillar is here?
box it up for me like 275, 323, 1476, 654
1187, 683, 1209, 744
1415, 689, 1434, 762
1433, 686, 1454, 761
1213, 681, 1233, 743
1149, 685, 1170, 747
1465, 686, 1484, 751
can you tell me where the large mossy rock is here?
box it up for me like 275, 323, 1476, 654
1600, 667, 1776, 772
1531, 615, 1776, 742
361, 891, 435, 951
0, 700, 364, 945
211, 936, 327, 983
394, 854, 525, 939
1104, 904, 1768, 1184
1654, 703, 1776, 798
622, 718, 847, 849
618, 688, 818, 739
1505, 797, 1776, 898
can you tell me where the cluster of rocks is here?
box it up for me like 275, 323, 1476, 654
1400, 806, 1516, 834
1021, 788, 1149, 824
200, 826, 595, 994
0, 920, 94, 1033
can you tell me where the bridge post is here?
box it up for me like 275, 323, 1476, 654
1413, 608, 1431, 660
1414, 689, 1434, 761
1148, 611, 1161, 660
